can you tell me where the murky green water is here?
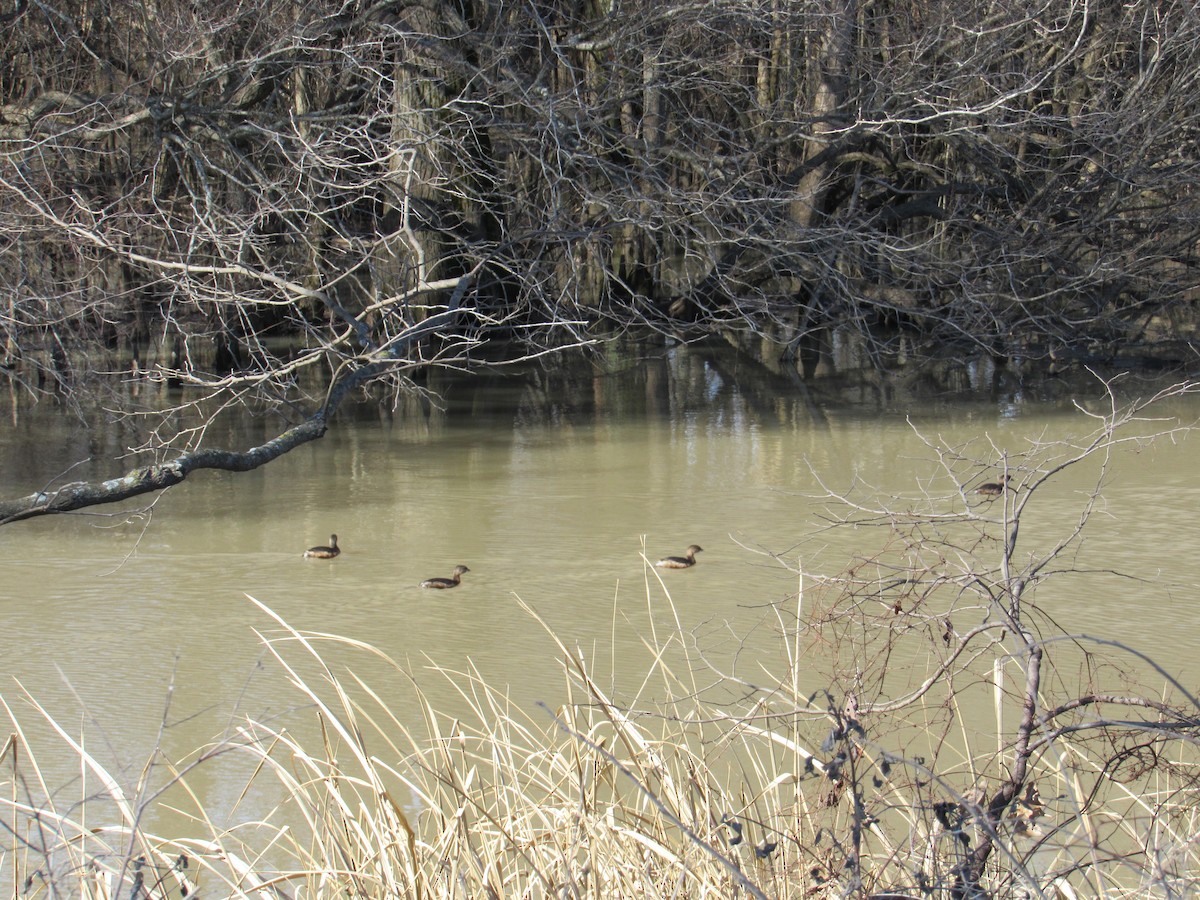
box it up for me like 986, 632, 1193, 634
2, 341, 1198, 830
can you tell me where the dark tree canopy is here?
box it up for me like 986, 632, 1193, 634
2, 0, 1199, 519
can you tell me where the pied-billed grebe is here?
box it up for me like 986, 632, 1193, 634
975, 474, 1011, 498
656, 544, 703, 568
304, 534, 340, 559
421, 564, 470, 589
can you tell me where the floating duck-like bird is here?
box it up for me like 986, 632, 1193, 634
304, 534, 340, 559
421, 565, 470, 589
975, 475, 1011, 498
656, 544, 703, 568
754, 837, 778, 859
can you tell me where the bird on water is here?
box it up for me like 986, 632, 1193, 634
656, 545, 703, 568
975, 475, 1011, 498
304, 534, 340, 559
421, 565, 470, 589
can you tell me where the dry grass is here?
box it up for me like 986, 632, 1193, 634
1, 568, 1197, 899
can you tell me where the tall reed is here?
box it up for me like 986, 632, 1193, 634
1, 569, 1196, 899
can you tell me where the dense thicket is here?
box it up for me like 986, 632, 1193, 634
2, 0, 1199, 513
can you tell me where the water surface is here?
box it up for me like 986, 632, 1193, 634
2, 342, 1197, 823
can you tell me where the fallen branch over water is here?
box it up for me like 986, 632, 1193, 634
0, 294, 474, 526
0, 415, 329, 525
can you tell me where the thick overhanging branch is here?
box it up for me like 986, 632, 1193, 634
0, 414, 328, 526
0, 281, 474, 527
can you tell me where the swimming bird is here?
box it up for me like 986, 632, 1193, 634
754, 838, 778, 859
656, 544, 703, 568
304, 534, 340, 559
421, 565, 470, 589
975, 475, 1011, 498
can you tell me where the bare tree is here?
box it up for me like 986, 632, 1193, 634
700, 377, 1200, 896
2, 0, 1199, 523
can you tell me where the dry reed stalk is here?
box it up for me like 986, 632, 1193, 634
0, 555, 1196, 900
